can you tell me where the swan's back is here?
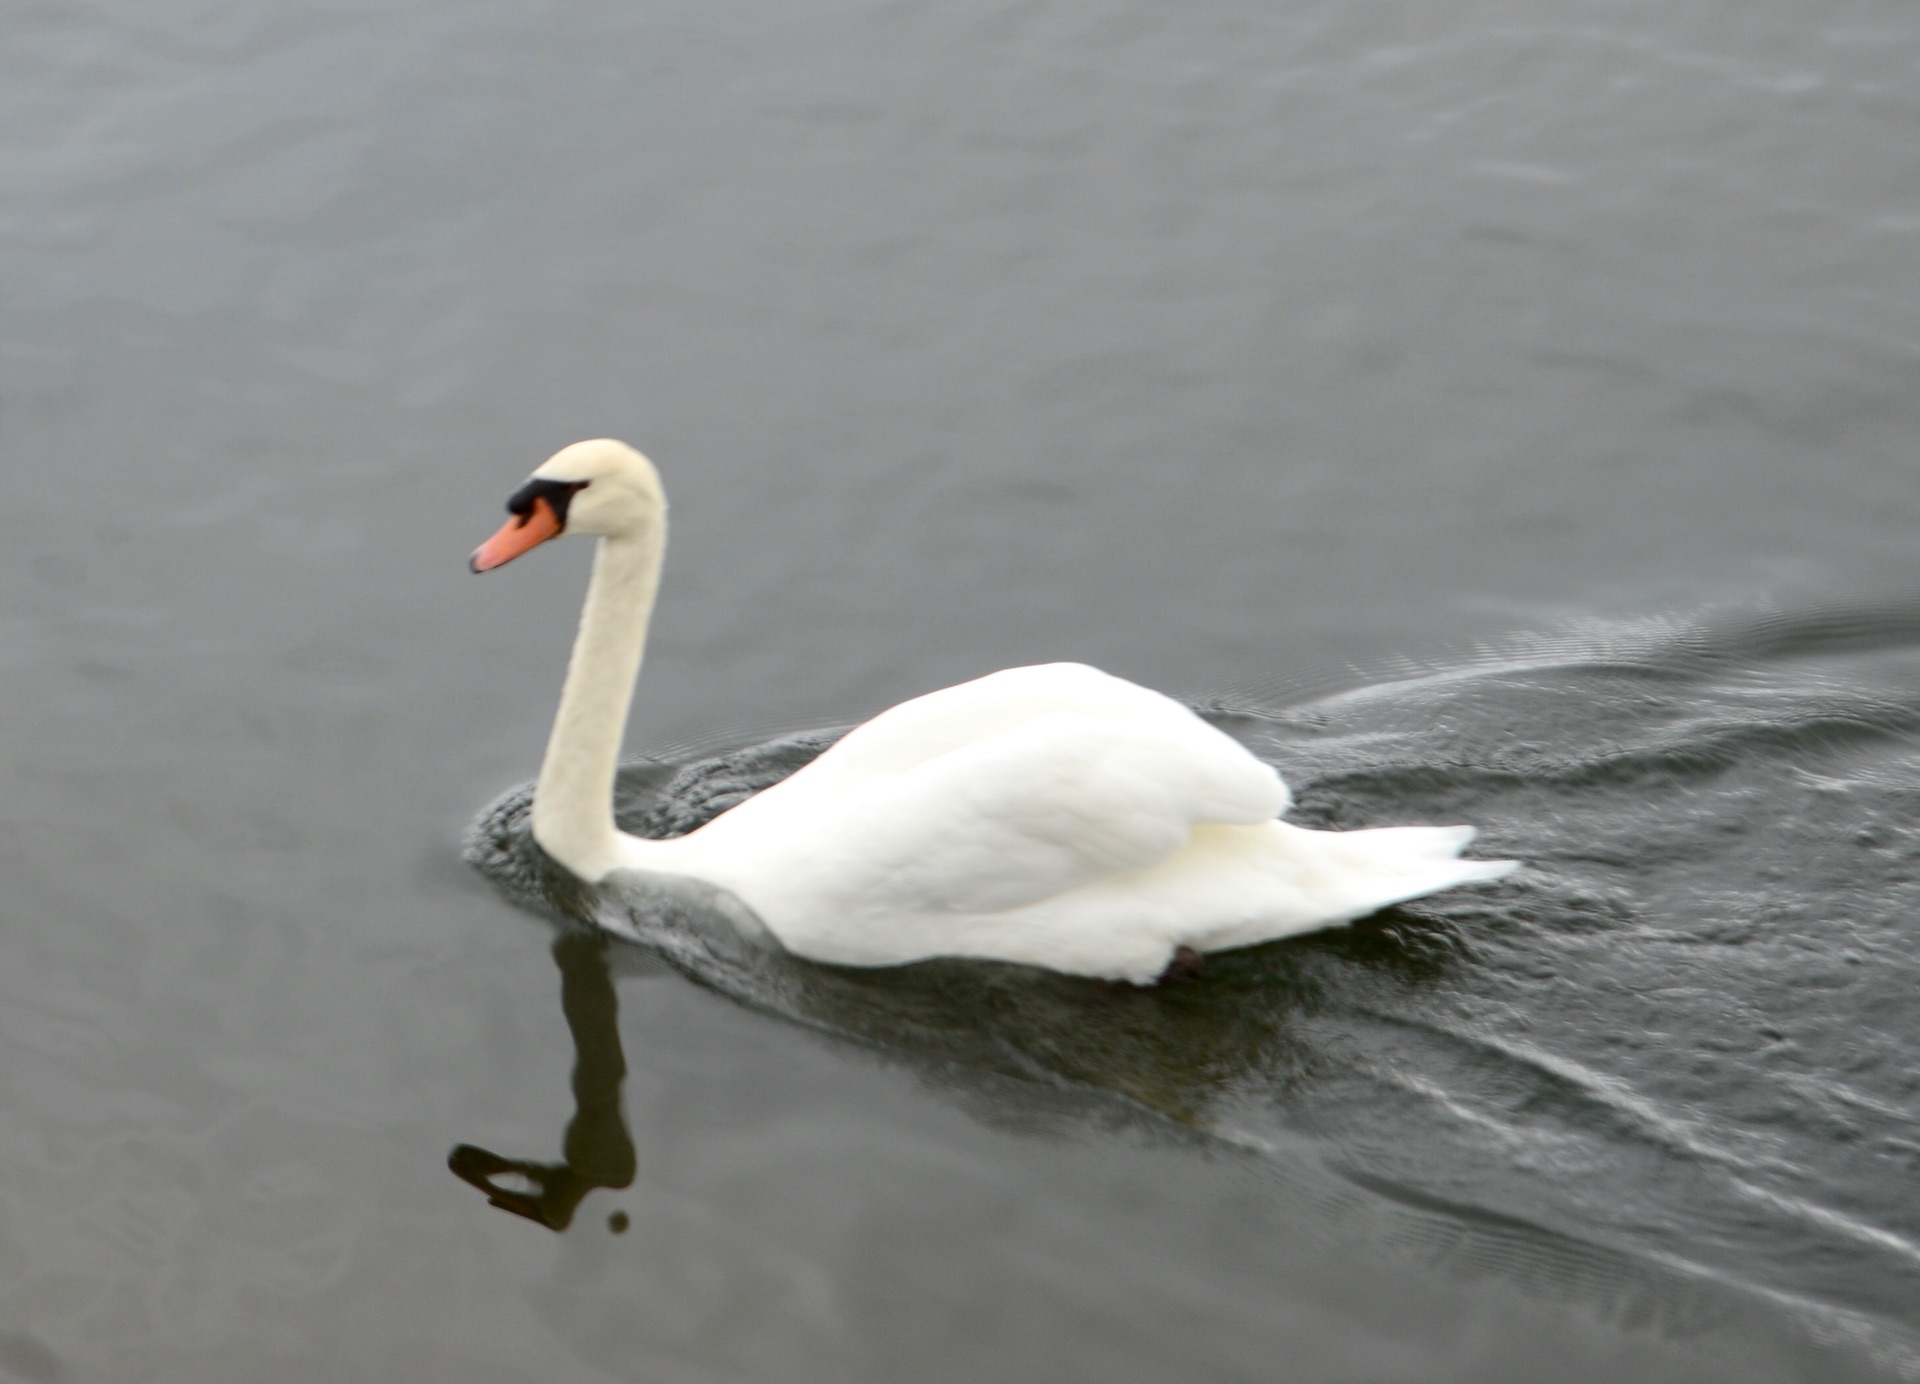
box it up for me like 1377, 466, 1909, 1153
803, 663, 1284, 800
685, 663, 1289, 863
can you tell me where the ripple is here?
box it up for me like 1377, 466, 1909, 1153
469, 601, 1920, 1370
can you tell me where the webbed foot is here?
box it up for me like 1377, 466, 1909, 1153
1156, 945, 1205, 986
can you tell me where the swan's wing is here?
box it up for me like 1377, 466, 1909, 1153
809, 663, 1224, 781
792, 709, 1289, 917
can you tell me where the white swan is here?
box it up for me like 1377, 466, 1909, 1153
471, 440, 1517, 984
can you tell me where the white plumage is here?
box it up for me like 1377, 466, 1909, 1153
472, 441, 1517, 985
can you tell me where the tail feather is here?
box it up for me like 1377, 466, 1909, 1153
1180, 820, 1518, 957
1333, 823, 1480, 862
1320, 824, 1516, 916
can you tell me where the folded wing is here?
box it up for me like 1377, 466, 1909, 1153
795, 707, 1288, 917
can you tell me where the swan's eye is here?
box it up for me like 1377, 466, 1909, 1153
506, 478, 590, 528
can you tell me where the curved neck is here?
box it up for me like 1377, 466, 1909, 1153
532, 527, 665, 880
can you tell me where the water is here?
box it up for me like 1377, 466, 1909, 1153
4, 0, 1920, 1379
467, 606, 1920, 1371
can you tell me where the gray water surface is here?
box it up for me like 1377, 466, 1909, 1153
5, 0, 1920, 1379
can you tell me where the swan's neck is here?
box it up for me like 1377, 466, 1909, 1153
532, 528, 665, 880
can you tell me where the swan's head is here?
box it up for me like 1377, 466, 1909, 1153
470, 439, 665, 572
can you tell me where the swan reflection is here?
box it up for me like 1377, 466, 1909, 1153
448, 928, 635, 1231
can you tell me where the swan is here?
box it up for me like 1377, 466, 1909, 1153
470, 439, 1517, 984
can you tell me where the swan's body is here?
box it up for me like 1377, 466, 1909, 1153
473, 440, 1516, 984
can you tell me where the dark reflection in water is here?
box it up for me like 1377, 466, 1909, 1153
449, 930, 636, 1230
466, 602, 1920, 1375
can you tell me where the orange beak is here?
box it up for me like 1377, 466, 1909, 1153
470, 497, 564, 572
